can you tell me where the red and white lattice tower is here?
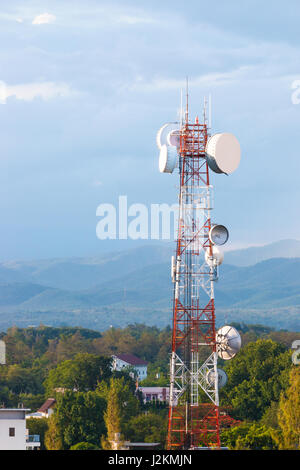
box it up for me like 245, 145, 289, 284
157, 92, 241, 450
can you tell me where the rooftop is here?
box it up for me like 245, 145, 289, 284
0, 408, 30, 420
139, 386, 169, 392
0, 408, 30, 412
113, 353, 148, 366
38, 398, 56, 413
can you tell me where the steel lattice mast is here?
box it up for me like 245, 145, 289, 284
167, 107, 221, 450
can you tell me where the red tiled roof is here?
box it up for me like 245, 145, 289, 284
114, 353, 148, 366
38, 398, 56, 413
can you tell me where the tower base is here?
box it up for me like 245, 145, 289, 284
167, 403, 221, 450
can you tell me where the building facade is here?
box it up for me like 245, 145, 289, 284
111, 354, 148, 380
0, 408, 40, 450
138, 387, 170, 404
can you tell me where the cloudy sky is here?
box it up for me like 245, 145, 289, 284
0, 0, 300, 260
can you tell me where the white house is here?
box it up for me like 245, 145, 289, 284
26, 398, 56, 419
138, 387, 170, 404
111, 353, 148, 380
37, 398, 56, 418
0, 408, 40, 450
25, 429, 41, 450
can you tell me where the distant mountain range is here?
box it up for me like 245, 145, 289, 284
0, 244, 172, 291
225, 239, 300, 267
0, 240, 299, 332
1, 239, 300, 290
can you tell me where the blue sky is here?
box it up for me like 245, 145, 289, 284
0, 0, 299, 260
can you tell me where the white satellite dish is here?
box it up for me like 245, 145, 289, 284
206, 368, 228, 388
216, 325, 241, 360
209, 224, 229, 246
156, 123, 180, 150
167, 129, 181, 148
205, 245, 224, 267
159, 144, 178, 173
171, 255, 176, 282
205, 133, 241, 174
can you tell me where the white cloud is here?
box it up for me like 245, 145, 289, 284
32, 13, 56, 25
0, 81, 76, 103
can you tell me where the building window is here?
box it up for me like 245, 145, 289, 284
9, 428, 15, 437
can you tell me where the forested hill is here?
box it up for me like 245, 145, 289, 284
0, 257, 299, 331
0, 322, 299, 372
1, 240, 300, 289
0, 241, 299, 331
0, 323, 299, 450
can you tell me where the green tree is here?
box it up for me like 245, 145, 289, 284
101, 378, 124, 450
26, 417, 49, 450
0, 384, 13, 407
98, 376, 141, 448
139, 364, 169, 387
55, 332, 94, 362
45, 390, 106, 449
18, 393, 45, 411
3, 327, 34, 365
98, 376, 140, 420
44, 353, 112, 394
125, 413, 167, 448
221, 423, 277, 450
6, 364, 44, 395
220, 339, 291, 420
44, 414, 63, 450
70, 442, 99, 450
275, 367, 300, 449
260, 401, 279, 429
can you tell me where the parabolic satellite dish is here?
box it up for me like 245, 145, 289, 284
167, 129, 181, 148
205, 133, 241, 175
216, 325, 241, 360
209, 224, 229, 246
205, 245, 224, 267
156, 123, 180, 150
206, 368, 228, 388
159, 144, 178, 173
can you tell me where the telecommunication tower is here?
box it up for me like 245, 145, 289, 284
157, 90, 242, 450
